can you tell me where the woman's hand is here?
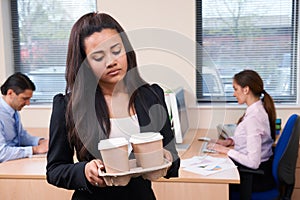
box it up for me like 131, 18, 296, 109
85, 159, 106, 187
215, 138, 234, 147
207, 143, 230, 154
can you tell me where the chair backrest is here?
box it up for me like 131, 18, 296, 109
272, 114, 300, 186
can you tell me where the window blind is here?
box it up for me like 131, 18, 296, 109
196, 0, 298, 103
11, 0, 96, 104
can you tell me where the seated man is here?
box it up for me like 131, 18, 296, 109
0, 72, 48, 162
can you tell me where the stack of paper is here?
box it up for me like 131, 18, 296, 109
181, 155, 237, 176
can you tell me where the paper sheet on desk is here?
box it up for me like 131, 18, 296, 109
181, 156, 237, 176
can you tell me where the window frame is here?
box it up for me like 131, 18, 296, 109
196, 0, 299, 104
10, 0, 97, 104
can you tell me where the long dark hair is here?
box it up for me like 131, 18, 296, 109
234, 69, 276, 140
65, 12, 149, 160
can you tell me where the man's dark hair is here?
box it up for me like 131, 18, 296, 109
0, 72, 36, 95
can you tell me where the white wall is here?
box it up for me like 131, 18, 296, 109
0, 0, 13, 83
0, 0, 300, 131
97, 0, 300, 129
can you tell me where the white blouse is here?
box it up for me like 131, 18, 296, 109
110, 114, 139, 139
109, 115, 140, 153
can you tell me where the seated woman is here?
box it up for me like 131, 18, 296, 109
208, 69, 276, 197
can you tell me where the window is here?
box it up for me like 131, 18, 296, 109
11, 0, 97, 103
196, 0, 298, 103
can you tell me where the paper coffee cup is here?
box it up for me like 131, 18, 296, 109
129, 132, 164, 168
98, 137, 129, 173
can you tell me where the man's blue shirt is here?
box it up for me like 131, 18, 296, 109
0, 97, 40, 162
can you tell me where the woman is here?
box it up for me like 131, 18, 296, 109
46, 12, 180, 200
208, 69, 276, 193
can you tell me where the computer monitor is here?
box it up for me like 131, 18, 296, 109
165, 87, 190, 144
175, 87, 189, 143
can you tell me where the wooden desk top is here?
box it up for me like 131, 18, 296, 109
0, 127, 47, 179
157, 129, 240, 184
0, 155, 47, 179
0, 129, 239, 184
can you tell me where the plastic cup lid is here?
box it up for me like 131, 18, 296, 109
129, 132, 163, 144
98, 137, 128, 150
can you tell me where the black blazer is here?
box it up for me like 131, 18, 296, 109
46, 84, 180, 200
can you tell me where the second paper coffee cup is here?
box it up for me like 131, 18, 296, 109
129, 132, 164, 168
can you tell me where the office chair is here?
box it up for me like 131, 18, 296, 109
231, 114, 300, 200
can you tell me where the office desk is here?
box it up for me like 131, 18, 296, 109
152, 129, 239, 200
0, 156, 73, 199
0, 129, 239, 200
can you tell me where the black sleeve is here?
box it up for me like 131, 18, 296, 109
46, 94, 91, 192
151, 84, 180, 178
